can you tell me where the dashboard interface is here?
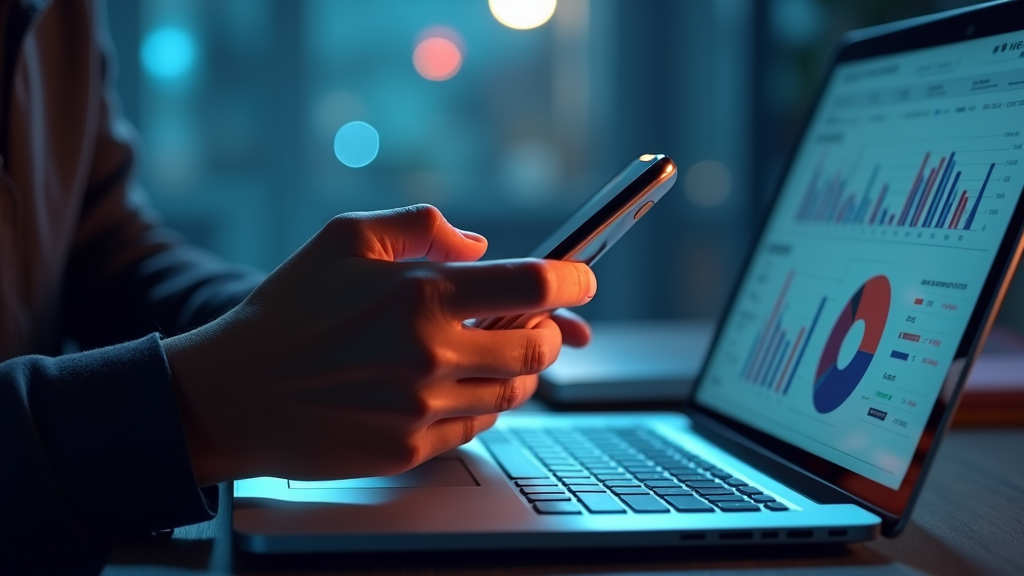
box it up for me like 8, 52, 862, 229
696, 30, 1024, 490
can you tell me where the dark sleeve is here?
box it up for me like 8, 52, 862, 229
0, 5, 260, 573
0, 334, 217, 575
62, 1, 264, 350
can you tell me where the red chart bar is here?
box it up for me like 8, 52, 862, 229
743, 270, 795, 380
950, 191, 969, 229
912, 157, 946, 227
899, 152, 931, 225
774, 326, 806, 392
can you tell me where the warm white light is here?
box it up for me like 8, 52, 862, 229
489, 0, 557, 30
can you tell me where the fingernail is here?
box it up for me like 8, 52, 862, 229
457, 228, 487, 244
584, 266, 597, 299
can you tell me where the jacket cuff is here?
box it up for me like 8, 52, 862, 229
30, 333, 217, 534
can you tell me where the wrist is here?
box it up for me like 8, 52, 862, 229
163, 329, 235, 486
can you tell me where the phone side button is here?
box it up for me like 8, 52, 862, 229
634, 200, 655, 220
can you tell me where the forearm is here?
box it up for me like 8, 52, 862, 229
0, 335, 216, 574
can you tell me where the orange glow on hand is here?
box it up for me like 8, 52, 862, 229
413, 37, 462, 81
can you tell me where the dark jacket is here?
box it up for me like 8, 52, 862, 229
1, 0, 262, 572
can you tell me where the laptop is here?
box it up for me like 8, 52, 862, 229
538, 319, 714, 403
234, 0, 1024, 553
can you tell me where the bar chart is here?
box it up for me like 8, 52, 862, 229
795, 149, 998, 231
739, 269, 827, 395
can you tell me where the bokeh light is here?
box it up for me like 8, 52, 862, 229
684, 160, 732, 207
489, 0, 557, 30
413, 36, 462, 81
141, 27, 197, 80
333, 121, 380, 168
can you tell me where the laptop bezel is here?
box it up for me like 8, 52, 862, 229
684, 0, 1024, 536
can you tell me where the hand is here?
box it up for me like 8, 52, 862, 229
163, 204, 596, 485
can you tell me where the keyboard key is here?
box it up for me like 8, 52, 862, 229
577, 492, 627, 513
652, 487, 694, 496
620, 494, 670, 513
567, 485, 607, 493
533, 501, 582, 514
634, 472, 670, 480
737, 486, 763, 496
765, 502, 789, 511
547, 465, 584, 472
751, 495, 776, 503
526, 493, 571, 502
596, 474, 633, 481
652, 459, 685, 468
664, 495, 715, 512
706, 495, 746, 502
515, 479, 557, 487
485, 442, 549, 479
539, 458, 574, 466
715, 501, 762, 512
625, 466, 661, 473
707, 469, 732, 479
554, 471, 592, 479
610, 487, 651, 496
643, 480, 680, 488
617, 460, 651, 467
563, 479, 600, 486
692, 487, 734, 496
667, 467, 699, 475
604, 480, 643, 487
520, 486, 566, 495
685, 481, 724, 489
672, 474, 709, 482
725, 478, 748, 487
586, 467, 623, 474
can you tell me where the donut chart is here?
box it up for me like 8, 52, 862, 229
813, 275, 891, 414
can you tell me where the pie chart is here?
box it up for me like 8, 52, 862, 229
813, 275, 891, 414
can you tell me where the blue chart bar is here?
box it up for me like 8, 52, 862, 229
890, 350, 910, 361
935, 171, 963, 228
741, 270, 794, 382
766, 340, 792, 389
755, 317, 785, 385
923, 152, 956, 227
963, 163, 996, 231
782, 296, 828, 395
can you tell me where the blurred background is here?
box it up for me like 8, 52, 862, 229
104, 0, 1023, 331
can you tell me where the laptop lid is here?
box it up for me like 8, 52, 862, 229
688, 0, 1024, 535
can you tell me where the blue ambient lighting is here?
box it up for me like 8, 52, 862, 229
333, 121, 380, 168
141, 27, 197, 80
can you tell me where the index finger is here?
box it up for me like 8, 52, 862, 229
440, 258, 596, 319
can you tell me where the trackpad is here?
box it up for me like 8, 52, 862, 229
287, 458, 479, 489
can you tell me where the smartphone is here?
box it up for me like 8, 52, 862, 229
476, 153, 677, 330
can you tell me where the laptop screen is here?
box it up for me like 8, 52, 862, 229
695, 29, 1024, 490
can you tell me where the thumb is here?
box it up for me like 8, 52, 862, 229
328, 204, 488, 262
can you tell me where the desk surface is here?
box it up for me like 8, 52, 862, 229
104, 428, 1024, 576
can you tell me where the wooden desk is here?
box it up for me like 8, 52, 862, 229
104, 429, 1024, 576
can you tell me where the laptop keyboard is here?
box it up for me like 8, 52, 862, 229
480, 427, 789, 515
